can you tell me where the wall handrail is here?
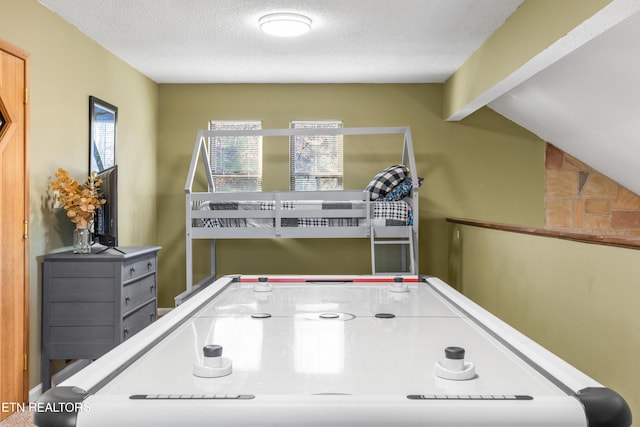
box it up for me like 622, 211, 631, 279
447, 217, 640, 250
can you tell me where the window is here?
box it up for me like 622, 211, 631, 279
290, 120, 343, 191
209, 120, 262, 192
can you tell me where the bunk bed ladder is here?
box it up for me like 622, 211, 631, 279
370, 226, 415, 275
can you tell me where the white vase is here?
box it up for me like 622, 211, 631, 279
73, 226, 91, 254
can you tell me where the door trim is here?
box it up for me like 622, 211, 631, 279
0, 38, 30, 403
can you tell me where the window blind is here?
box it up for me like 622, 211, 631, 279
290, 120, 343, 191
209, 120, 262, 192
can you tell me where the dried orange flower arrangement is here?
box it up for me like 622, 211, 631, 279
50, 168, 106, 229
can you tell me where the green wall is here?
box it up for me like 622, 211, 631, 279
2, 0, 550, 393
444, 0, 613, 119
450, 223, 640, 420
157, 83, 544, 306
4, 2, 635, 419
1, 0, 159, 388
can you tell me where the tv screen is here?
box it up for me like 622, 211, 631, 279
94, 165, 118, 248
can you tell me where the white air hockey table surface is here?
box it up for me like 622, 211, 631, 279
35, 275, 631, 427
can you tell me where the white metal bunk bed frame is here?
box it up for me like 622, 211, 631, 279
183, 126, 419, 299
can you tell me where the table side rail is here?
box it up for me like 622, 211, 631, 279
73, 394, 588, 427
423, 276, 600, 393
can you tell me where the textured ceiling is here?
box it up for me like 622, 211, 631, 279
36, 0, 640, 196
37, 0, 524, 83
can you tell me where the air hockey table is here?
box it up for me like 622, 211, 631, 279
35, 275, 631, 427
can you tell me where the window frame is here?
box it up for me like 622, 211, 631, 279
209, 120, 262, 192
289, 120, 343, 191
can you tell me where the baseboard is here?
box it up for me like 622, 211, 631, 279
29, 359, 92, 402
157, 307, 173, 317
28, 384, 41, 403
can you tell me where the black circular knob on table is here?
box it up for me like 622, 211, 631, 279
319, 313, 340, 319
203, 344, 223, 358
375, 313, 395, 318
445, 346, 465, 360
251, 313, 272, 319
258, 276, 268, 283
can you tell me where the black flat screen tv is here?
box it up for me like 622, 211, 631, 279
94, 165, 118, 248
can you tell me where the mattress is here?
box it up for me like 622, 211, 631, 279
197, 200, 412, 228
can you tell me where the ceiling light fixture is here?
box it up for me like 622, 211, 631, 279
259, 13, 312, 37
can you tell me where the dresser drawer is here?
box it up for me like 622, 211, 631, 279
122, 253, 157, 281
122, 274, 156, 315
122, 300, 156, 341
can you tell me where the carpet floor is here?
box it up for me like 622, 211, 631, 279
0, 410, 35, 427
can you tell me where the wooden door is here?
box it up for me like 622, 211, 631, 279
0, 39, 29, 420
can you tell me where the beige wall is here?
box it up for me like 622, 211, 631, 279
157, 83, 544, 306
0, 0, 159, 388
450, 223, 640, 420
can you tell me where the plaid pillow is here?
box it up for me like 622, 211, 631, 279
365, 165, 409, 200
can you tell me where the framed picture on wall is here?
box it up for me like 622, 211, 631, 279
89, 96, 117, 174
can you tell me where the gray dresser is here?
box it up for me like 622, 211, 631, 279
41, 246, 161, 391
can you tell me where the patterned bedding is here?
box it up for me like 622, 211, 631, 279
198, 200, 412, 228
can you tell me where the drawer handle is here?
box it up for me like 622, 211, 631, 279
130, 266, 136, 275
125, 296, 131, 305
150, 312, 155, 321
147, 261, 153, 270
123, 328, 129, 336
